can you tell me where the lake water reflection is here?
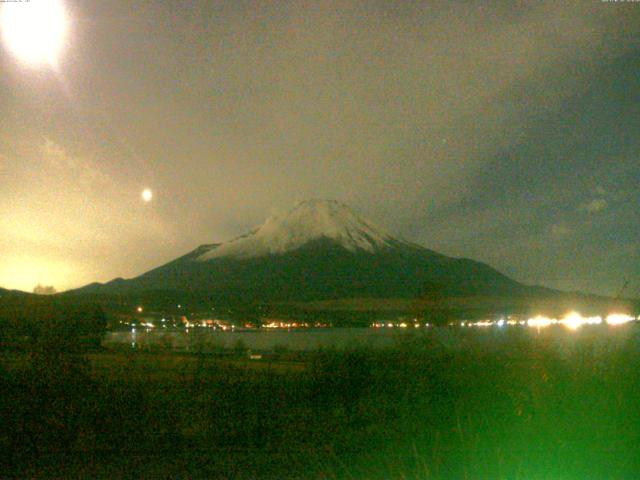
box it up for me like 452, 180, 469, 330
104, 323, 640, 353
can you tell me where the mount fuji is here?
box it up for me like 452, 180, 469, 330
73, 200, 533, 306
197, 199, 396, 260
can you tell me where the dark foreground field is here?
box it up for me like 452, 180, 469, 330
2, 327, 640, 479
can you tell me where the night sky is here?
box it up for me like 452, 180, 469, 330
0, 0, 638, 295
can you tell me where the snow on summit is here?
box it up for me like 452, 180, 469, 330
197, 200, 394, 261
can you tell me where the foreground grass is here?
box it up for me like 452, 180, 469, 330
2, 326, 640, 479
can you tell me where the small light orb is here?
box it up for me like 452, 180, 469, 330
142, 189, 153, 202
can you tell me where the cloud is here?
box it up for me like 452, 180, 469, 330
551, 224, 572, 238
581, 198, 608, 213
150, 0, 637, 213
41, 138, 111, 185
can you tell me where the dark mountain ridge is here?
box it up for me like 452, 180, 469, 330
68, 200, 554, 309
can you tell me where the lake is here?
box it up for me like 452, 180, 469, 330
104, 322, 640, 353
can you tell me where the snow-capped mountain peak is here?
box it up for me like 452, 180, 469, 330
197, 199, 394, 261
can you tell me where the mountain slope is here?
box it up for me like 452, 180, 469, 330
0, 287, 30, 298
72, 200, 528, 303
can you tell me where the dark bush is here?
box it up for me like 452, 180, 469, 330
0, 296, 107, 352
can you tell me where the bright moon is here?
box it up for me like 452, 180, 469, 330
0, 0, 68, 66
142, 189, 153, 202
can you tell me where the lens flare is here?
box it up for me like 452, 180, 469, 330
1, 0, 68, 66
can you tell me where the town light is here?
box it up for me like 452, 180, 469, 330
606, 313, 635, 326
